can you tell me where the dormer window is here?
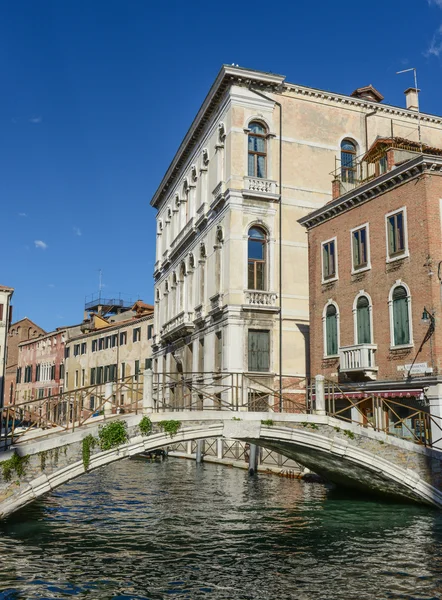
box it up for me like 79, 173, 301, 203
248, 122, 267, 178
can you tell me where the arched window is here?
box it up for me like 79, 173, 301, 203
248, 122, 267, 178
356, 296, 371, 344
341, 139, 357, 183
248, 227, 267, 290
392, 285, 411, 346
325, 304, 338, 356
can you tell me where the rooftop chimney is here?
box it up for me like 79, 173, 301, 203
404, 87, 420, 111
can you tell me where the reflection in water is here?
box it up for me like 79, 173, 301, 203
0, 459, 441, 599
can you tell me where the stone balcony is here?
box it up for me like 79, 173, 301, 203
339, 344, 378, 380
243, 290, 279, 312
161, 311, 195, 341
170, 218, 195, 258
209, 293, 224, 316
194, 304, 205, 324
242, 177, 278, 201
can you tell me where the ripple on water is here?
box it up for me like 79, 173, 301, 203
0, 459, 441, 599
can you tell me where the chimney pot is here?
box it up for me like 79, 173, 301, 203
404, 87, 420, 111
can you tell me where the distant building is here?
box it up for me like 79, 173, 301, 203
0, 285, 14, 407
4, 318, 46, 406
300, 140, 442, 445
15, 326, 80, 406
64, 301, 154, 411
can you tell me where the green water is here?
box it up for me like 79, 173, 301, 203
0, 458, 440, 599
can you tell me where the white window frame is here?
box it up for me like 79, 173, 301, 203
322, 300, 340, 358
385, 206, 409, 263
388, 280, 414, 349
321, 237, 338, 284
352, 291, 374, 345
350, 222, 371, 274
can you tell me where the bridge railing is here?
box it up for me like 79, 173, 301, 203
320, 378, 442, 447
151, 371, 309, 414
1, 375, 144, 447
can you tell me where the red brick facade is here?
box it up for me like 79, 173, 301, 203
5, 319, 45, 406
303, 164, 442, 385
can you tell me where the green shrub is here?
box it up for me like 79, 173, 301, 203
139, 416, 153, 436
158, 420, 181, 437
1, 453, 29, 482
82, 434, 97, 470
98, 421, 129, 451
261, 419, 274, 426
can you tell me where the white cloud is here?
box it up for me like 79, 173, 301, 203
48, 283, 55, 288
426, 24, 442, 57
29, 116, 42, 124
73, 226, 82, 237
18, 212, 27, 217
428, 0, 442, 7
34, 240, 48, 250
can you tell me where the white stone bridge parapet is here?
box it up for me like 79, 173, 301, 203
1, 411, 442, 519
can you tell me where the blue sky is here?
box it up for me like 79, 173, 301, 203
2, 0, 442, 331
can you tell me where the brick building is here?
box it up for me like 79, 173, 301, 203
300, 140, 442, 445
0, 285, 14, 407
4, 318, 46, 406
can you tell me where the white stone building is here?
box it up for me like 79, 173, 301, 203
151, 65, 442, 405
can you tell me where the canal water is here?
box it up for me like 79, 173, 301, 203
0, 459, 441, 600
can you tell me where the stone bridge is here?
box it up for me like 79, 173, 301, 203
1, 410, 442, 519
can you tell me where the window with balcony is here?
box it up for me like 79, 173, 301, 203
386, 208, 407, 260
390, 284, 412, 347
351, 225, 369, 272
322, 238, 337, 282
248, 227, 267, 290
324, 303, 339, 356
248, 122, 267, 178
356, 295, 371, 344
248, 329, 270, 372
341, 139, 357, 183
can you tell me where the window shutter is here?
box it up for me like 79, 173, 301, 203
326, 312, 338, 355
357, 301, 371, 344
394, 297, 409, 345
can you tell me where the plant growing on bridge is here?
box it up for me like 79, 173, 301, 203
39, 450, 48, 471
1, 452, 29, 482
343, 430, 355, 440
158, 420, 181, 438
232, 417, 241, 421
261, 419, 274, 426
98, 421, 129, 451
82, 434, 97, 470
139, 416, 153, 436
301, 422, 319, 430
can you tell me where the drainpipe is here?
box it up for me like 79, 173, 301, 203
248, 86, 283, 410
365, 109, 378, 151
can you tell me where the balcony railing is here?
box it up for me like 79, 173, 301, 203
161, 311, 194, 339
339, 344, 378, 379
244, 177, 276, 195
170, 218, 195, 255
244, 290, 278, 308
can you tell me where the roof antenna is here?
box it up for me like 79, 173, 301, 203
98, 269, 103, 301
396, 67, 422, 153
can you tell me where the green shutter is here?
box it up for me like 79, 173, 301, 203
394, 297, 409, 345
357, 299, 371, 344
248, 331, 270, 372
326, 309, 338, 355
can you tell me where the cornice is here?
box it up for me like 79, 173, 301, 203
299, 155, 442, 230
284, 84, 442, 124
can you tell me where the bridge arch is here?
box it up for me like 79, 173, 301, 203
1, 412, 442, 518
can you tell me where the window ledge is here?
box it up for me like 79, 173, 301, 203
351, 265, 371, 275
321, 276, 338, 285
323, 354, 339, 360
389, 343, 414, 351
386, 250, 409, 264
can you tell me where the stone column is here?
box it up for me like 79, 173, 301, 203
248, 443, 258, 475
314, 375, 326, 416
217, 438, 223, 459
425, 382, 442, 450
104, 382, 113, 417
196, 439, 204, 464
142, 369, 154, 414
